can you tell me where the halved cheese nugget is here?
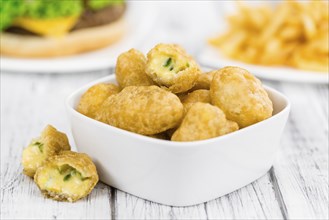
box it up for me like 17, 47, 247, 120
116, 49, 154, 88
77, 83, 119, 118
210, 66, 273, 128
172, 103, 239, 142
95, 86, 184, 135
146, 44, 201, 93
22, 125, 70, 177
34, 151, 98, 202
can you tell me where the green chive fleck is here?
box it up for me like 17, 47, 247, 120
59, 165, 70, 174
63, 174, 71, 181
186, 62, 190, 67
33, 141, 44, 153
169, 66, 174, 71
74, 170, 89, 181
59, 165, 87, 181
163, 58, 172, 67
81, 177, 90, 181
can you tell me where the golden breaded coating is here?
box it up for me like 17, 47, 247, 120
22, 125, 71, 177
145, 43, 201, 93
95, 86, 184, 135
171, 103, 239, 142
34, 151, 98, 203
77, 83, 119, 118
210, 66, 273, 128
116, 49, 154, 88
221, 120, 240, 136
190, 70, 216, 91
181, 89, 211, 114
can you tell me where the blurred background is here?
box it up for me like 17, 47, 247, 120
1, 0, 327, 80
1, 1, 223, 72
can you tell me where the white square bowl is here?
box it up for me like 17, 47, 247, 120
66, 75, 290, 206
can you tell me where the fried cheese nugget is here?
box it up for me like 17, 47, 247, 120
145, 44, 201, 93
171, 103, 239, 142
167, 90, 210, 137
116, 49, 154, 88
22, 125, 71, 177
95, 86, 184, 135
210, 66, 273, 128
34, 151, 98, 202
77, 83, 119, 118
190, 70, 216, 91
181, 89, 210, 114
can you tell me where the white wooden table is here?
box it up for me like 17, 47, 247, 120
1, 2, 328, 219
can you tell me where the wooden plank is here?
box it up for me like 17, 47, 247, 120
271, 83, 329, 220
0, 72, 113, 219
114, 173, 283, 219
206, 173, 284, 219
1, 180, 112, 219
114, 189, 208, 220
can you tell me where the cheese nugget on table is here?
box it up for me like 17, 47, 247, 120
22, 125, 70, 177
172, 103, 238, 142
210, 66, 273, 128
34, 151, 98, 202
146, 44, 201, 93
116, 49, 154, 88
77, 83, 119, 118
95, 86, 184, 135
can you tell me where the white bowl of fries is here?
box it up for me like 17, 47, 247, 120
201, 0, 329, 83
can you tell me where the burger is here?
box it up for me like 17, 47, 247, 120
0, 0, 126, 57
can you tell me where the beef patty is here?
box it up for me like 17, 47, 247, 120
73, 3, 125, 30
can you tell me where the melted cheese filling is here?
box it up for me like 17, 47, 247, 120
37, 165, 91, 197
22, 141, 46, 172
149, 55, 190, 84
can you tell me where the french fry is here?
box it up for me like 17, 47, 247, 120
209, 0, 329, 73
301, 14, 317, 40
279, 25, 302, 41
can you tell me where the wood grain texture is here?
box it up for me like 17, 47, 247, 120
205, 173, 284, 220
113, 172, 284, 220
3, 72, 327, 220
272, 83, 329, 220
